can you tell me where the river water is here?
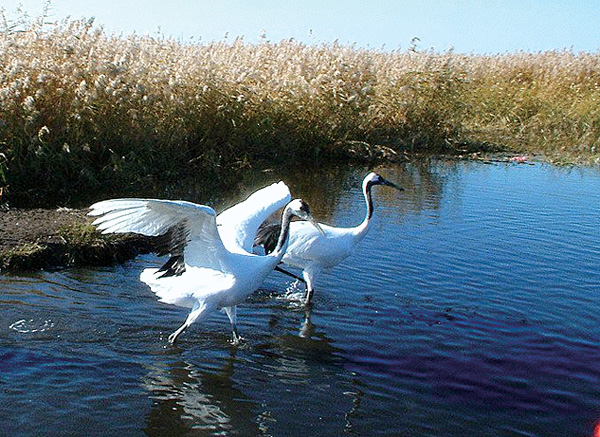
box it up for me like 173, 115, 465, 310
1, 159, 599, 436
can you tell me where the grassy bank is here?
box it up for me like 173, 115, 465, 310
0, 223, 153, 271
1, 14, 599, 206
0, 206, 155, 271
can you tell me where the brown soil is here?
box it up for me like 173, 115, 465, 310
0, 207, 154, 271
0, 207, 89, 251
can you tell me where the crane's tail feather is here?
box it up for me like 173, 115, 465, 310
254, 222, 282, 255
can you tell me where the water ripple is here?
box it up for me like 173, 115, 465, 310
1, 161, 600, 436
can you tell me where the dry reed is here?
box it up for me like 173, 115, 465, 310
1, 12, 599, 205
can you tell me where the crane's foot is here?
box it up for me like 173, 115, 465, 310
168, 324, 187, 344
230, 334, 245, 346
168, 332, 180, 344
229, 327, 245, 346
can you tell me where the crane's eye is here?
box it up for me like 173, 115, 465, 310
298, 200, 310, 214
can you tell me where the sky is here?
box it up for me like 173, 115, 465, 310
3, 0, 600, 54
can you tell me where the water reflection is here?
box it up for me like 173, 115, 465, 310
249, 312, 334, 373
141, 308, 352, 436
377, 160, 447, 215
143, 349, 259, 436
298, 310, 314, 339
246, 304, 360, 436
261, 161, 447, 224
83, 160, 449, 228
217, 164, 360, 223
272, 160, 450, 227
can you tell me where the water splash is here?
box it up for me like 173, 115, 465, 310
275, 280, 306, 305
9, 318, 55, 333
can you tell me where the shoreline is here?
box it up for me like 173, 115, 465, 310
3, 20, 600, 208
0, 207, 154, 272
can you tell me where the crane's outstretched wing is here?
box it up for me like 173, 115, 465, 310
88, 199, 228, 272
217, 181, 291, 253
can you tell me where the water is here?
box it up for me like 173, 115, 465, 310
1, 160, 600, 436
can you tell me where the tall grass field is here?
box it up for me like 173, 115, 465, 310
1, 12, 599, 205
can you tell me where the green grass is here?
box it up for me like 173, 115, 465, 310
1, 13, 599, 206
0, 242, 48, 270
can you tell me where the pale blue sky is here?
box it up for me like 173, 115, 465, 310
3, 0, 600, 53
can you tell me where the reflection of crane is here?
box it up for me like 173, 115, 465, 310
143, 350, 258, 434
255, 173, 402, 306
89, 184, 323, 344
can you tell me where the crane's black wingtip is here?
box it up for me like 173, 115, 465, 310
156, 254, 186, 278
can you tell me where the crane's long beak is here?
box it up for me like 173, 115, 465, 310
381, 177, 404, 191
308, 216, 326, 235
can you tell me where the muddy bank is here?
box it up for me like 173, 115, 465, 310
0, 207, 154, 272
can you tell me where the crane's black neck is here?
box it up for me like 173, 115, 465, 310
364, 181, 375, 220
273, 207, 294, 256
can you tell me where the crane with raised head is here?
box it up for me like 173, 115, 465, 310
254, 173, 403, 306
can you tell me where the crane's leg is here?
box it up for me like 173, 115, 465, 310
274, 265, 306, 283
223, 306, 243, 345
303, 271, 316, 306
168, 301, 211, 344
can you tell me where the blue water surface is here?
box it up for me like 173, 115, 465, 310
1, 160, 599, 436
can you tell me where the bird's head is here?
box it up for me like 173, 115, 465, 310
287, 199, 325, 235
364, 172, 404, 191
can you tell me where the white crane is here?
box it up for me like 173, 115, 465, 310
88, 183, 323, 344
254, 173, 402, 305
